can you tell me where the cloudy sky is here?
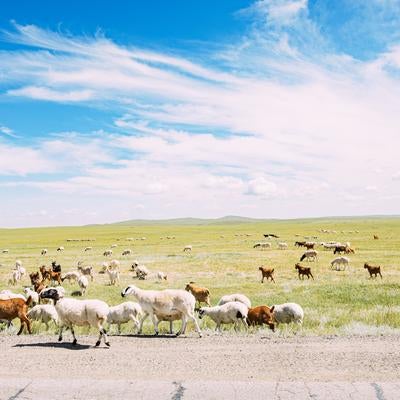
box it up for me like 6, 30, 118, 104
1, 0, 400, 227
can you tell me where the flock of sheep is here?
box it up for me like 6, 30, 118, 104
0, 230, 384, 347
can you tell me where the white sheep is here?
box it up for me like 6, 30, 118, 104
8, 269, 21, 285
23, 288, 39, 305
183, 245, 192, 252
121, 285, 202, 337
156, 271, 168, 281
271, 303, 304, 325
2, 249, 9, 254
78, 275, 89, 295
0, 290, 26, 300
57, 246, 64, 252
61, 271, 80, 283
198, 301, 248, 332
300, 250, 318, 262
84, 246, 92, 252
77, 265, 94, 281
122, 249, 132, 256
217, 294, 251, 309
131, 261, 149, 280
41, 249, 48, 255
106, 266, 120, 285
103, 249, 113, 256
107, 301, 143, 333
40, 287, 110, 347
330, 256, 350, 271
278, 242, 288, 250
111, 244, 118, 248
27, 304, 58, 329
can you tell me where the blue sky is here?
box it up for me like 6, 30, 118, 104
1, 0, 400, 227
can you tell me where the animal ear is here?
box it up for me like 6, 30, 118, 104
270, 306, 275, 312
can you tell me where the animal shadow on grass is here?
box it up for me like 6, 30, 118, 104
13, 342, 92, 350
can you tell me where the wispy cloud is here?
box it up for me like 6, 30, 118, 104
0, 125, 20, 138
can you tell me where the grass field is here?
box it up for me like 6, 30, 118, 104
1, 217, 399, 336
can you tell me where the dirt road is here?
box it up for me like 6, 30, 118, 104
1, 333, 399, 399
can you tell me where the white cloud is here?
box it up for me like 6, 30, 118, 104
246, 177, 279, 198
8, 86, 94, 102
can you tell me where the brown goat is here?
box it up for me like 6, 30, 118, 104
39, 265, 61, 285
0, 296, 32, 334
364, 263, 382, 279
295, 263, 314, 280
247, 306, 275, 331
29, 271, 40, 285
185, 282, 211, 309
305, 242, 315, 249
259, 266, 275, 283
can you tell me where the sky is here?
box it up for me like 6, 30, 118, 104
1, 0, 400, 227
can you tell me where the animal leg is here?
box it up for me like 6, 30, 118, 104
176, 315, 187, 336
58, 326, 64, 341
138, 312, 149, 334
150, 312, 159, 335
188, 312, 202, 337
71, 326, 77, 345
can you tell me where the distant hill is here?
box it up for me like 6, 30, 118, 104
111, 215, 270, 226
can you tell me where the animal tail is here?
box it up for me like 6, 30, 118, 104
300, 254, 305, 261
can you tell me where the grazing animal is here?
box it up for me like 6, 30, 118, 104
198, 302, 248, 332
131, 261, 149, 280
253, 242, 271, 249
333, 245, 348, 254
51, 261, 62, 273
0, 296, 32, 334
84, 246, 92, 252
330, 256, 349, 271
2, 249, 9, 254
295, 241, 306, 247
77, 265, 94, 281
0, 290, 26, 301
41, 249, 48, 256
183, 245, 192, 252
40, 288, 110, 347
264, 234, 279, 239
122, 249, 132, 256
305, 242, 315, 250
78, 275, 89, 295
373, 235, 379, 240
300, 250, 318, 262
185, 282, 211, 309
8, 269, 22, 285
156, 271, 168, 281
23, 288, 39, 305
27, 304, 58, 329
106, 266, 120, 286
217, 294, 251, 309
278, 242, 288, 250
259, 267, 275, 283
295, 263, 314, 280
364, 263, 382, 279
107, 301, 143, 334
246, 306, 275, 331
121, 285, 202, 337
61, 271, 80, 283
57, 246, 64, 252
271, 303, 304, 326
103, 250, 113, 257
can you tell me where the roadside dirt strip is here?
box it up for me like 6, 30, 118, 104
1, 333, 399, 399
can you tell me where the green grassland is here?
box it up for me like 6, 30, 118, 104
1, 217, 399, 336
